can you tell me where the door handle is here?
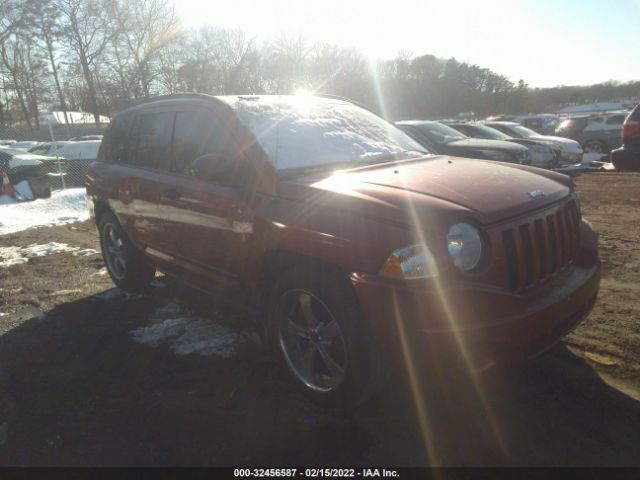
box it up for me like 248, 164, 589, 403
160, 188, 181, 200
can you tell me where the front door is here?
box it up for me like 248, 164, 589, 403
157, 107, 254, 286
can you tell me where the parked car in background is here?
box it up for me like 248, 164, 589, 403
554, 116, 589, 142
87, 94, 600, 408
555, 112, 628, 154
396, 120, 531, 164
43, 140, 102, 187
485, 121, 583, 163
486, 115, 515, 122
69, 135, 103, 141
0, 148, 51, 198
9, 141, 41, 151
28, 141, 72, 156
445, 122, 558, 168
611, 104, 640, 171
514, 114, 560, 136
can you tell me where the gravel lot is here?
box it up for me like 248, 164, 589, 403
0, 173, 639, 466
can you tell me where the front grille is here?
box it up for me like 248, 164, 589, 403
502, 199, 581, 292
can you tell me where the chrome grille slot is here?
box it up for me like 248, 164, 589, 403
502, 199, 580, 292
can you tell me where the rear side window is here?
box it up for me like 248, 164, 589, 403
606, 115, 625, 125
171, 110, 235, 174
523, 118, 541, 129
559, 118, 587, 130
127, 112, 172, 170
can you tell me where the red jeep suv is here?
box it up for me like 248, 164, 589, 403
86, 94, 600, 406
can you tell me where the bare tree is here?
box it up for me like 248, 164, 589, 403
262, 32, 310, 93
0, 36, 32, 127
105, 0, 179, 99
36, 2, 71, 126
56, 0, 110, 125
175, 26, 257, 95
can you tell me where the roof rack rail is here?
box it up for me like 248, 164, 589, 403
119, 93, 218, 112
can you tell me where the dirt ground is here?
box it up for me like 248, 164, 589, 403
0, 173, 639, 466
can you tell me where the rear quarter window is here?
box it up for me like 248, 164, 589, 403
606, 115, 625, 125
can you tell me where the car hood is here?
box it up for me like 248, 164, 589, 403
8, 154, 44, 168
280, 156, 572, 225
447, 138, 526, 152
531, 135, 583, 152
506, 138, 552, 150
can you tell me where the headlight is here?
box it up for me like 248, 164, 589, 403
380, 244, 438, 280
447, 223, 484, 271
530, 144, 550, 153
476, 149, 512, 161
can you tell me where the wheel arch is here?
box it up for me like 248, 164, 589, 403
263, 249, 356, 299
583, 138, 609, 152
93, 198, 112, 226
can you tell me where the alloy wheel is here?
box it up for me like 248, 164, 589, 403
278, 289, 347, 392
585, 142, 604, 154
103, 223, 127, 280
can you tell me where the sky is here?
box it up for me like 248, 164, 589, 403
172, 0, 640, 89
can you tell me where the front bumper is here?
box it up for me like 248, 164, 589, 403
611, 146, 640, 170
530, 151, 557, 167
351, 222, 600, 370
560, 151, 584, 163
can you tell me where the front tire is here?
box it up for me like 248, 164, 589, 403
267, 265, 374, 408
583, 140, 607, 154
98, 211, 155, 291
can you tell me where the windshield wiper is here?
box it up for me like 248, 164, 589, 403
360, 150, 430, 163
278, 151, 430, 178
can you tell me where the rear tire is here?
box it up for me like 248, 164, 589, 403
267, 265, 375, 409
98, 211, 155, 291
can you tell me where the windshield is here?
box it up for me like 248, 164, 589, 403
413, 122, 468, 143
508, 124, 540, 138
471, 124, 511, 140
227, 96, 429, 171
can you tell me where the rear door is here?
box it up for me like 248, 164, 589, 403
155, 106, 250, 285
603, 115, 626, 149
113, 108, 173, 252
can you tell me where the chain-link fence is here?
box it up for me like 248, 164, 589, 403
0, 123, 107, 199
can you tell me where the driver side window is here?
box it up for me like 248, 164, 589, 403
171, 110, 237, 181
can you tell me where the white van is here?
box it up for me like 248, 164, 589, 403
53, 140, 102, 160
45, 140, 102, 187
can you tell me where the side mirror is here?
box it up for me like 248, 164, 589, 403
188, 153, 243, 186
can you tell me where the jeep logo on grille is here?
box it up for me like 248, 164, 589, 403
528, 189, 545, 199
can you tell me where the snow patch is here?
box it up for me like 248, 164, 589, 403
0, 188, 89, 235
13, 180, 34, 200
90, 267, 108, 277
21, 242, 78, 257
131, 302, 243, 358
582, 152, 606, 162
49, 289, 83, 296
0, 242, 81, 267
0, 246, 28, 267
73, 248, 98, 257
